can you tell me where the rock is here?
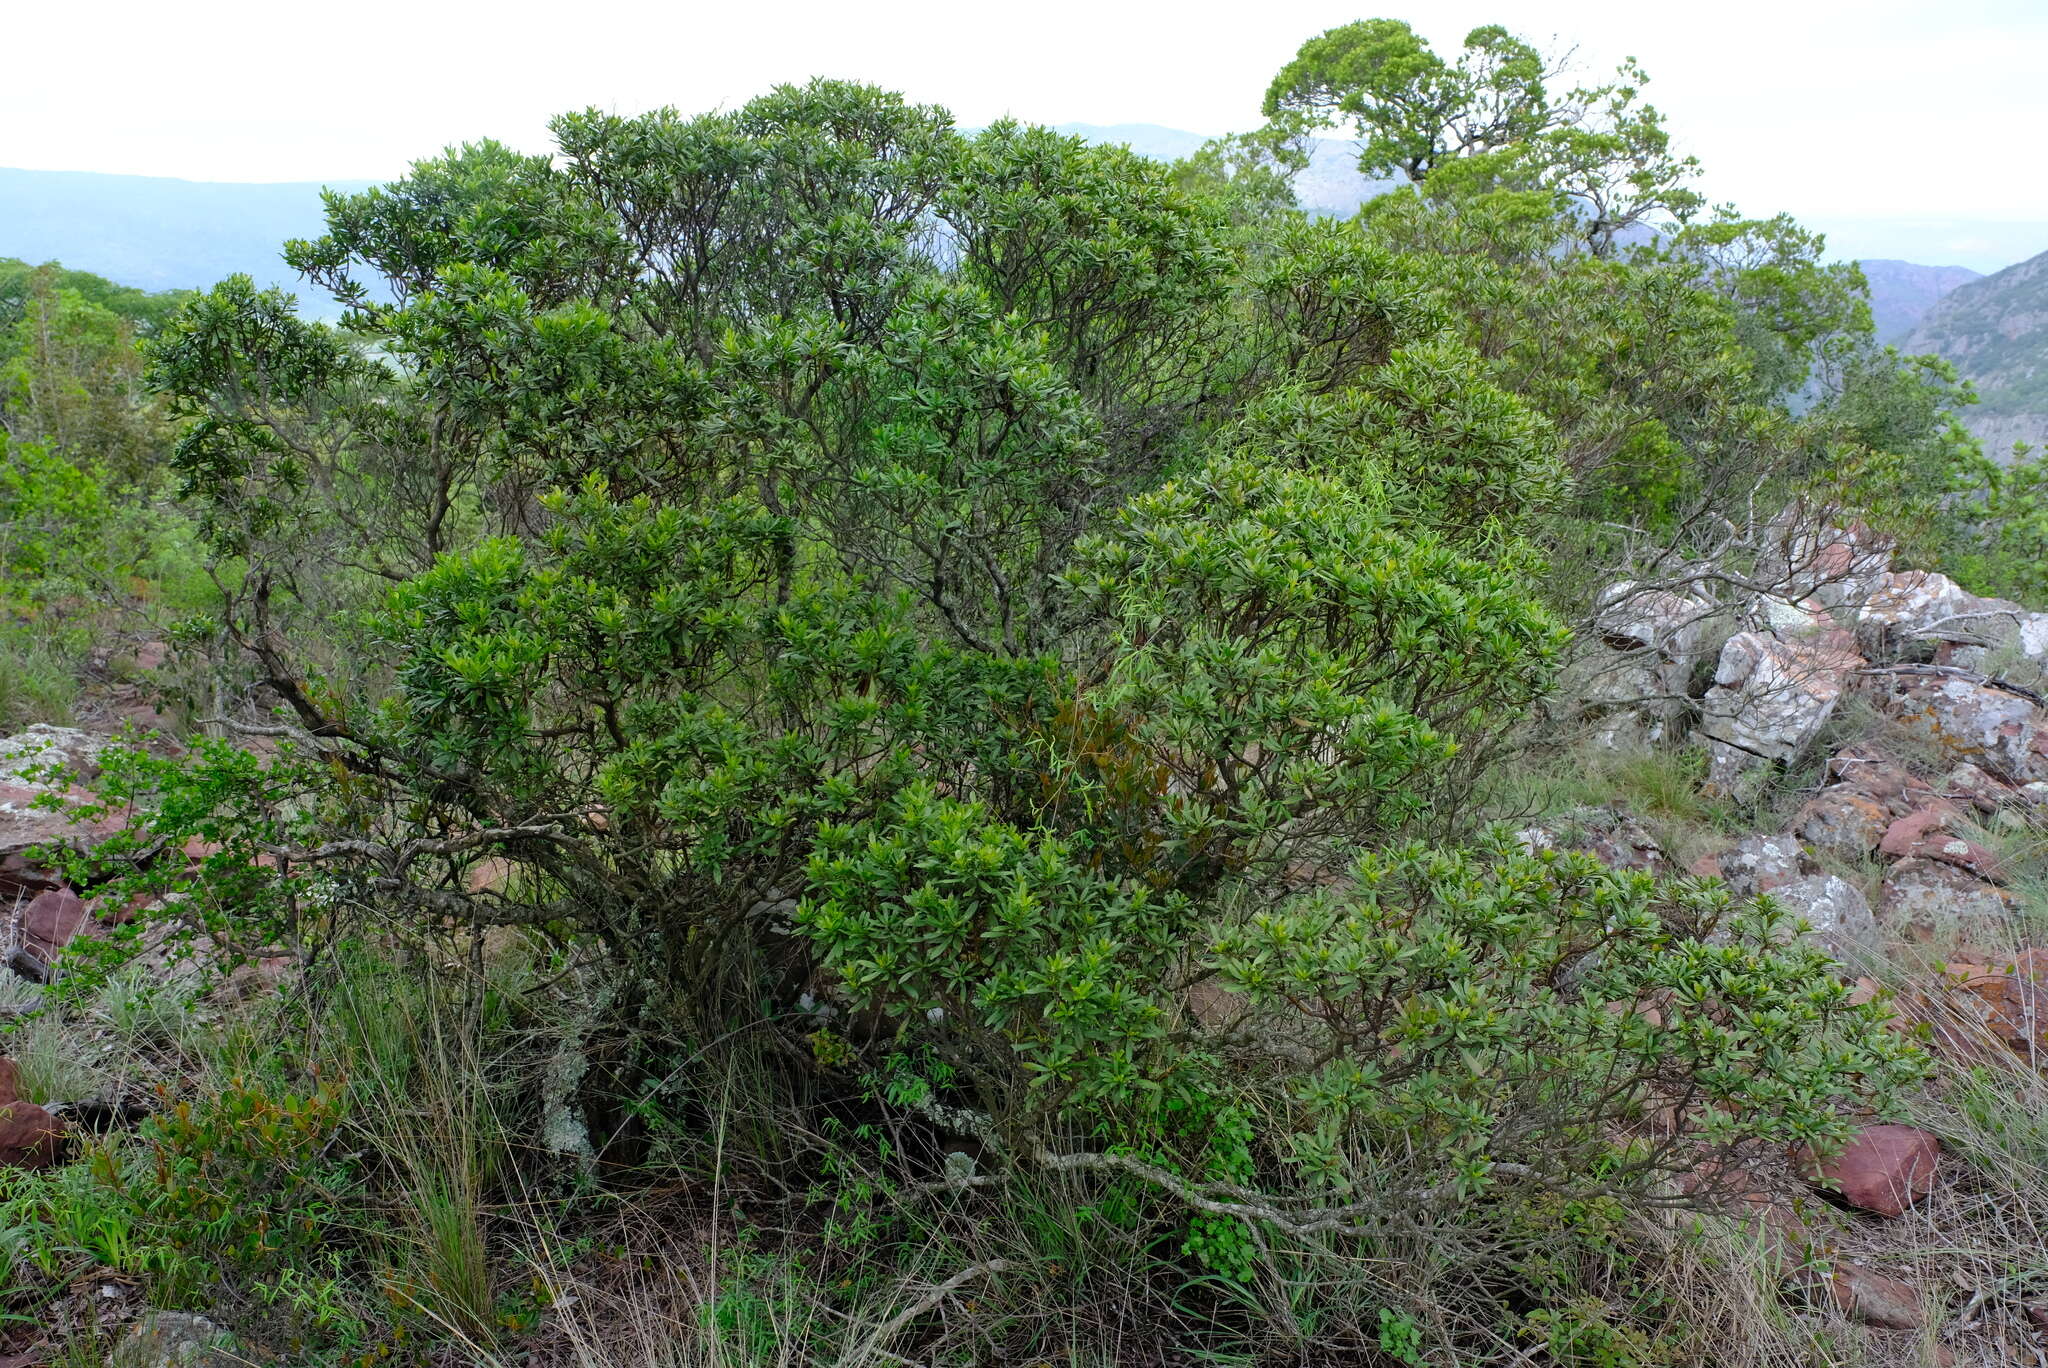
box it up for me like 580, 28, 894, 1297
0, 725, 109, 789
1766, 874, 1877, 960
1795, 787, 1892, 862
1860, 570, 2017, 645
1878, 804, 2002, 880
0, 781, 120, 886
1877, 673, 2041, 781
129, 640, 171, 673
1593, 582, 1716, 658
1776, 520, 1894, 609
1939, 761, 2008, 814
1748, 594, 1834, 639
0, 1099, 65, 1169
0, 1057, 18, 1106
1694, 832, 1812, 897
1825, 745, 1924, 812
1877, 858, 2018, 947
19, 887, 86, 960
109, 1311, 238, 1368
1822, 1262, 1925, 1330
1699, 631, 1863, 788
1940, 950, 2048, 1059
1800, 1123, 1940, 1217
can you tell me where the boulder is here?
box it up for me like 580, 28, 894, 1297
1860, 570, 2018, 644
1691, 832, 1812, 897
1794, 787, 1892, 862
1877, 673, 2040, 781
0, 1099, 65, 1169
1877, 804, 2002, 881
1766, 874, 1877, 960
1699, 631, 1863, 788
1822, 1262, 1925, 1330
1800, 1123, 1940, 1217
1769, 517, 1893, 608
0, 725, 108, 789
1877, 858, 2018, 947
1592, 582, 1716, 658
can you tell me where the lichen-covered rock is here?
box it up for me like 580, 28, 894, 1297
0, 725, 109, 789
1691, 832, 1812, 897
1766, 874, 1877, 961
1877, 673, 2041, 781
1939, 951, 2048, 1060
1795, 787, 1892, 862
1877, 857, 2018, 947
1592, 582, 1716, 658
1860, 570, 2019, 644
1699, 631, 1863, 788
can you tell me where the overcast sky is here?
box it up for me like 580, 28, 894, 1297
7, 0, 2044, 268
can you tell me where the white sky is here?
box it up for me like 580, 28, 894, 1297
7, 0, 2045, 265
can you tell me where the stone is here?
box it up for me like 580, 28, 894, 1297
1697, 832, 1812, 897
0, 725, 109, 789
1860, 570, 2016, 645
1822, 1262, 1925, 1330
1750, 594, 1834, 639
1825, 745, 1924, 811
1766, 874, 1877, 960
1878, 674, 2041, 781
1800, 1123, 1940, 1217
1592, 582, 1716, 658
129, 640, 171, 673
20, 887, 87, 960
0, 781, 121, 882
1939, 761, 2008, 814
0, 1057, 17, 1106
1699, 631, 1862, 788
1776, 519, 1894, 609
1877, 858, 2018, 947
1940, 950, 2048, 1060
1878, 804, 2002, 880
1795, 787, 1892, 862
0, 1099, 65, 1169
109, 1311, 238, 1368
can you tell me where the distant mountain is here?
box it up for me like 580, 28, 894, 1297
1857, 259, 1982, 342
0, 167, 374, 315
1906, 249, 2048, 453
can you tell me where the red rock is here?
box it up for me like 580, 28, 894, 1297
2026, 1302, 2048, 1341
130, 640, 170, 672
21, 887, 86, 958
0, 1100, 64, 1169
1942, 951, 2048, 1060
0, 1058, 17, 1107
1879, 804, 2002, 880
1800, 1124, 1940, 1217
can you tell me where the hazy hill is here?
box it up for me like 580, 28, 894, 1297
1857, 258, 1981, 342
0, 167, 373, 315
1906, 248, 2048, 452
1055, 122, 1401, 218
